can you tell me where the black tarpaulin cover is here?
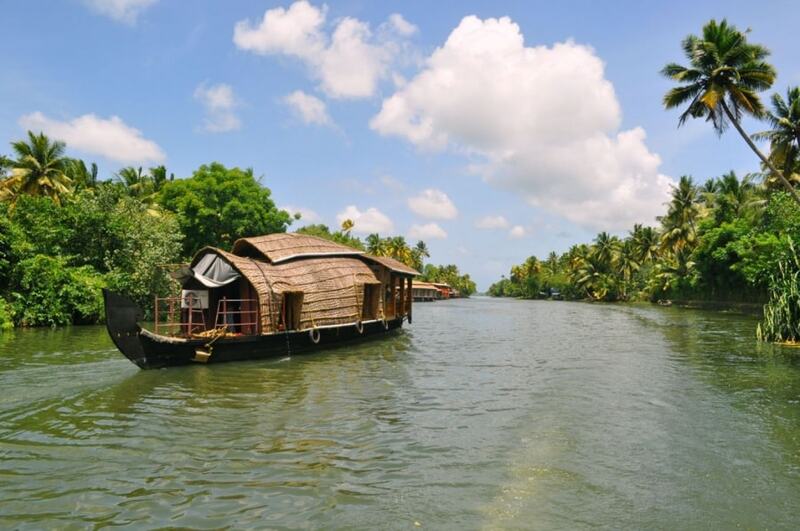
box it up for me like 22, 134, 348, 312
190, 253, 240, 288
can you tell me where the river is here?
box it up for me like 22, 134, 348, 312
1, 298, 799, 529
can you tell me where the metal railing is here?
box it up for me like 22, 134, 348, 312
214, 297, 258, 333
154, 293, 206, 337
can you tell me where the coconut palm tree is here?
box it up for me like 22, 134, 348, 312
365, 233, 386, 255
387, 236, 413, 265
713, 170, 760, 221
66, 159, 98, 191
661, 19, 800, 205
411, 240, 429, 271
753, 86, 800, 189
340, 218, 355, 236
660, 176, 700, 256
0, 131, 72, 205
592, 232, 619, 271
631, 224, 660, 264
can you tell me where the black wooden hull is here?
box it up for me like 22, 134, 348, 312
103, 290, 405, 369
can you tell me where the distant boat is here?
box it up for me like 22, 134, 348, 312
104, 234, 419, 369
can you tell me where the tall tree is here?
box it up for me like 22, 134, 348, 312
159, 162, 293, 256
661, 19, 800, 205
0, 131, 72, 205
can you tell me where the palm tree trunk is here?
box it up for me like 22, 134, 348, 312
720, 100, 800, 206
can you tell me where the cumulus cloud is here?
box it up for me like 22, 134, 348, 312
283, 90, 333, 126
371, 15, 673, 230
82, 0, 158, 24
19, 111, 165, 164
509, 225, 526, 239
281, 205, 321, 223
475, 215, 510, 229
409, 222, 447, 240
194, 83, 241, 133
387, 14, 417, 36
407, 188, 457, 219
337, 205, 394, 234
233, 1, 413, 99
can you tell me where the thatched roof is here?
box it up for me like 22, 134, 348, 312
232, 233, 364, 263
192, 247, 381, 332
412, 281, 439, 290
362, 255, 419, 276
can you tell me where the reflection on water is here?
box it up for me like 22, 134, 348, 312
1, 298, 799, 529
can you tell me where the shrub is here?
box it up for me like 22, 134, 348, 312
10, 255, 105, 327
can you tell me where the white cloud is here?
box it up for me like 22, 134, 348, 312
407, 188, 457, 219
82, 0, 158, 24
281, 205, 321, 223
19, 111, 165, 164
408, 222, 447, 240
509, 225, 526, 238
371, 15, 673, 230
233, 1, 413, 99
194, 83, 241, 133
387, 14, 418, 36
337, 205, 394, 234
475, 215, 510, 229
283, 90, 333, 126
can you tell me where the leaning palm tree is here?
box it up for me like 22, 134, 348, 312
661, 19, 800, 205
753, 86, 800, 189
0, 131, 72, 205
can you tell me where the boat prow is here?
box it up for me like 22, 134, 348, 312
102, 289, 148, 368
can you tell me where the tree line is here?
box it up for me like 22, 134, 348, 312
0, 132, 473, 328
489, 19, 800, 343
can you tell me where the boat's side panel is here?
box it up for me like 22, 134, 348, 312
137, 318, 404, 369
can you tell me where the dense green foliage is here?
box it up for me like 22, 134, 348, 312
489, 179, 800, 307
0, 135, 303, 328
0, 133, 475, 328
757, 238, 800, 343
159, 163, 292, 256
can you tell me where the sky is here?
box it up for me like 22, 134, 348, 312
2, 0, 800, 289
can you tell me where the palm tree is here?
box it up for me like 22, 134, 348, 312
340, 218, 354, 236
753, 86, 800, 189
411, 240, 429, 271
66, 159, 98, 191
661, 19, 800, 205
616, 239, 640, 299
660, 176, 700, 255
713, 170, 760, 220
366, 233, 386, 255
631, 225, 660, 264
387, 236, 413, 266
0, 131, 73, 205
592, 231, 619, 271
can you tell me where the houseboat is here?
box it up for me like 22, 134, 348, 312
104, 233, 419, 369
411, 281, 441, 302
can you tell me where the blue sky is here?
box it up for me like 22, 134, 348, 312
2, 0, 799, 289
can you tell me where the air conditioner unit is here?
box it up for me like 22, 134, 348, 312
181, 290, 209, 309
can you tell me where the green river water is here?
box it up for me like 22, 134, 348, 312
1, 297, 799, 529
